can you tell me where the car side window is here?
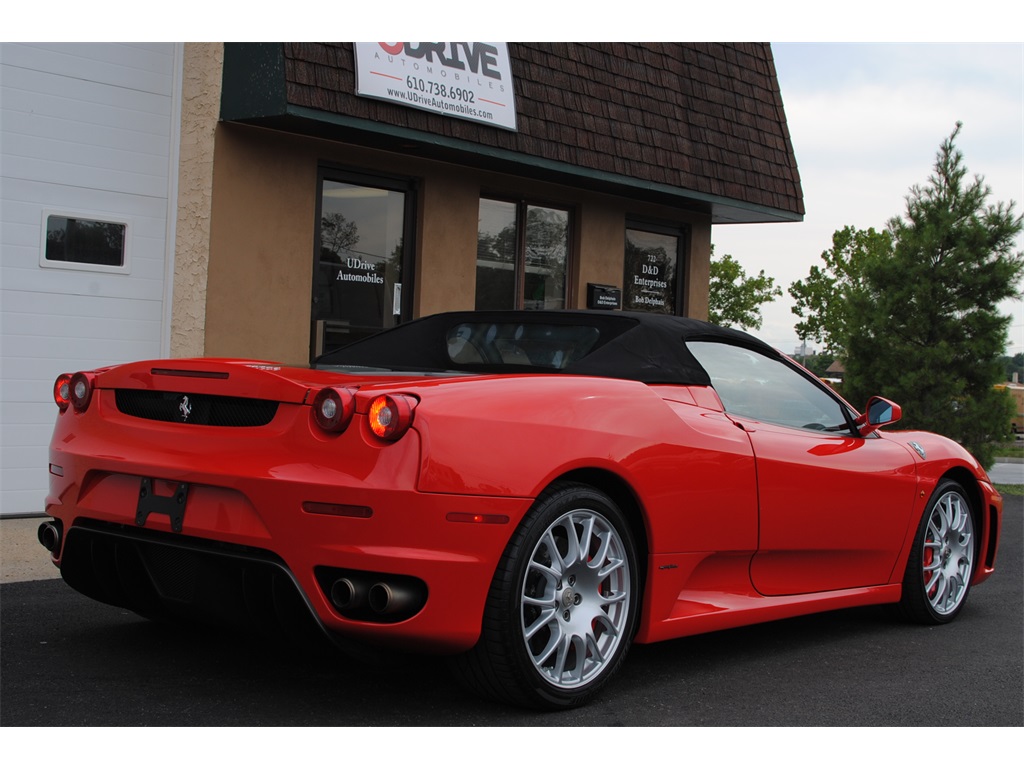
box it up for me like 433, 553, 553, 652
688, 341, 852, 433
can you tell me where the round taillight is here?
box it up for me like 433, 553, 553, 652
54, 373, 73, 412
368, 394, 415, 441
69, 372, 93, 412
312, 387, 356, 433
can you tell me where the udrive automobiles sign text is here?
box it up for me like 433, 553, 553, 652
354, 42, 517, 131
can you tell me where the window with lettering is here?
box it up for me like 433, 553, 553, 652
623, 226, 685, 315
312, 173, 414, 360
476, 198, 570, 311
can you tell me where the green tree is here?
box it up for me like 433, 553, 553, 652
1002, 352, 1024, 383
708, 249, 782, 329
788, 226, 893, 356
795, 125, 1023, 467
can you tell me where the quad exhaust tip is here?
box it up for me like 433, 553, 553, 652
328, 573, 427, 621
37, 521, 62, 553
368, 580, 426, 616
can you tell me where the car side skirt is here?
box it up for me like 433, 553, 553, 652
634, 552, 903, 644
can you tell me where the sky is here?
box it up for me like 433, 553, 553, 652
712, 42, 1024, 357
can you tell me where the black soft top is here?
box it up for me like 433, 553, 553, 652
315, 310, 778, 386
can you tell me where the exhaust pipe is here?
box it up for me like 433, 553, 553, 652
368, 580, 426, 616
330, 576, 369, 611
37, 521, 62, 553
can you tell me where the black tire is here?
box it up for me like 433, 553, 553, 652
899, 479, 977, 624
452, 482, 640, 709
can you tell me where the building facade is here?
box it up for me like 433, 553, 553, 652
0, 42, 802, 515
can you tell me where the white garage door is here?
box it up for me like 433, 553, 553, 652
1, 43, 182, 516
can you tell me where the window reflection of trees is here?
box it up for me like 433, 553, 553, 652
46, 216, 125, 266
320, 213, 360, 257
476, 200, 568, 310
524, 206, 567, 309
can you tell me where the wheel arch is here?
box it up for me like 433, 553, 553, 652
939, 466, 999, 578
543, 467, 650, 585
940, 466, 983, 524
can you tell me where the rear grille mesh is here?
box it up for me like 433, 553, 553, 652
115, 390, 278, 427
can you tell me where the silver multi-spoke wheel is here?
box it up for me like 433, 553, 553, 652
454, 483, 639, 708
900, 479, 976, 625
921, 489, 974, 616
520, 508, 631, 690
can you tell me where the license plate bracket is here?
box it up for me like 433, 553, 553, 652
136, 478, 190, 532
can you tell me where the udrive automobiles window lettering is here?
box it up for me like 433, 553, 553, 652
354, 42, 517, 131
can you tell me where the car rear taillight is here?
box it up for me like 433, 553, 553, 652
70, 372, 95, 412
55, 372, 95, 412
54, 373, 73, 412
312, 386, 356, 433
368, 394, 415, 441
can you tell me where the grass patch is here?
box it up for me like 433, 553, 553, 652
993, 441, 1024, 460
995, 484, 1024, 496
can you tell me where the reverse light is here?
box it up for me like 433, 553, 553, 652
70, 373, 94, 412
312, 387, 356, 433
368, 394, 415, 441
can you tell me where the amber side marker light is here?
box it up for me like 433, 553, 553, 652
368, 394, 416, 441
446, 512, 510, 525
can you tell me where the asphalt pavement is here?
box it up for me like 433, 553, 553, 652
1, 491, 1021, 728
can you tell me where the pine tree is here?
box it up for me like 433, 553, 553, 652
842, 124, 1023, 467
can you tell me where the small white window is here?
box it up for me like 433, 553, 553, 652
40, 211, 131, 274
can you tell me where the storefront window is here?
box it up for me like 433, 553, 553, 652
476, 199, 569, 310
312, 175, 412, 358
623, 226, 684, 315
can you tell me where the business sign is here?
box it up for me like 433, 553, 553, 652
623, 229, 679, 314
354, 42, 517, 131
587, 283, 622, 310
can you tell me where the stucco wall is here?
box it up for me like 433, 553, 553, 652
686, 222, 712, 321
415, 174, 479, 317
205, 125, 318, 366
203, 122, 713, 366
171, 42, 223, 358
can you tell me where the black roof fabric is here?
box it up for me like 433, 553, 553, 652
315, 310, 778, 386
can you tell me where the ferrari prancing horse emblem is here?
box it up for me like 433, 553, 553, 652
179, 395, 192, 422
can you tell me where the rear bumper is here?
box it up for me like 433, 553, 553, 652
46, 402, 531, 653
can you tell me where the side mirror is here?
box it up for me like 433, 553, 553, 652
855, 396, 902, 436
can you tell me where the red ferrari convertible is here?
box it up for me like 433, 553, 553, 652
41, 311, 1002, 709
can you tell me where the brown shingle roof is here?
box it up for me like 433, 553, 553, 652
223, 43, 803, 223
